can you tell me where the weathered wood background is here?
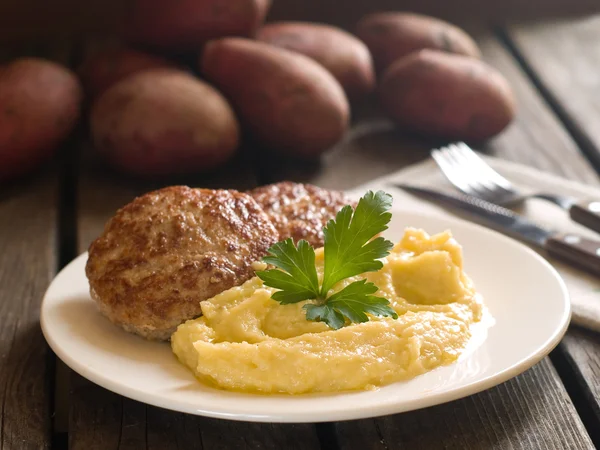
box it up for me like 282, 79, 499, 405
2, 1, 600, 449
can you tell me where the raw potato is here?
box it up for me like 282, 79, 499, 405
379, 49, 515, 141
0, 58, 82, 183
78, 46, 175, 97
91, 68, 240, 176
257, 22, 375, 99
124, 0, 272, 49
357, 12, 480, 72
201, 38, 349, 158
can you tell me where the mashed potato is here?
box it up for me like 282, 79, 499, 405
171, 228, 484, 394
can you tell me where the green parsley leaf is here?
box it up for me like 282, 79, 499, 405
321, 190, 394, 295
326, 280, 398, 323
304, 280, 397, 329
256, 239, 320, 304
304, 304, 345, 330
257, 190, 397, 329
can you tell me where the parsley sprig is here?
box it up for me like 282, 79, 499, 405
256, 190, 398, 329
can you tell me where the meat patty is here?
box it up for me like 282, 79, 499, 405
249, 181, 355, 248
85, 186, 279, 341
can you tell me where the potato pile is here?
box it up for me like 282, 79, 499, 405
0, 6, 516, 182
0, 59, 82, 183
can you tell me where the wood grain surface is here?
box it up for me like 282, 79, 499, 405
505, 17, 600, 169
335, 359, 589, 450
0, 170, 57, 450
0, 42, 76, 450
502, 17, 600, 445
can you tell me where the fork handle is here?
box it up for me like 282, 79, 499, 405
569, 201, 600, 234
546, 232, 600, 276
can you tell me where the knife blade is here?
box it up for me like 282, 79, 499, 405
394, 183, 600, 277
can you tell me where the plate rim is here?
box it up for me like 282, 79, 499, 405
40, 208, 571, 423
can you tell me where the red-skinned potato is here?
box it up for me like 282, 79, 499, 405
357, 12, 480, 73
379, 49, 515, 141
124, 0, 272, 50
78, 46, 175, 98
201, 38, 349, 158
91, 69, 240, 176
256, 22, 375, 99
0, 58, 82, 183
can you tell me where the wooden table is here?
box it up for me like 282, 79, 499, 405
4, 15, 600, 450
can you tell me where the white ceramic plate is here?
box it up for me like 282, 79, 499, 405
41, 209, 570, 423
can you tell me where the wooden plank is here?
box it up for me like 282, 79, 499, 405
258, 34, 595, 449
195, 419, 320, 450
336, 359, 589, 450
504, 16, 600, 169
0, 41, 79, 450
478, 38, 599, 184
552, 328, 600, 444
0, 170, 57, 450
502, 17, 600, 445
70, 145, 321, 449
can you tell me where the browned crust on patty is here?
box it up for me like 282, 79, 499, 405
85, 186, 279, 340
248, 181, 355, 248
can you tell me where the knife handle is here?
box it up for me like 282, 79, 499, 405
546, 233, 600, 275
569, 201, 600, 234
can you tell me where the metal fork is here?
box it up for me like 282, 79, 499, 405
431, 142, 600, 233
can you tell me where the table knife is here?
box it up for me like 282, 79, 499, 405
394, 184, 600, 277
